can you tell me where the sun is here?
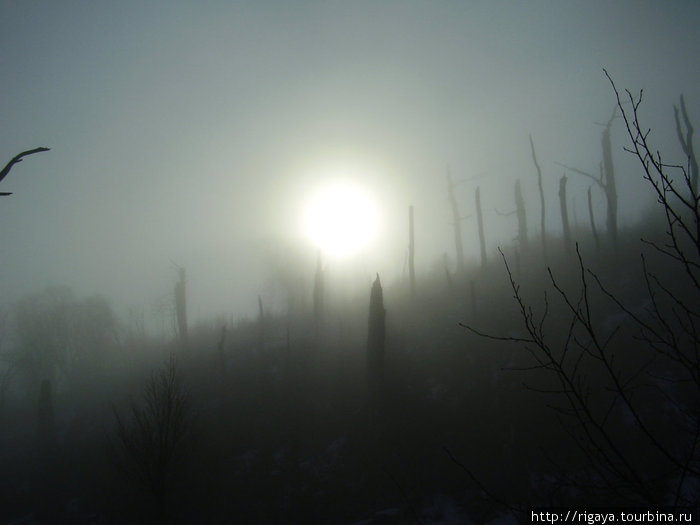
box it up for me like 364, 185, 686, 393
303, 180, 380, 258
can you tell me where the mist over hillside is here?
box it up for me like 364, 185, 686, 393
2, 1, 698, 321
2, 2, 700, 523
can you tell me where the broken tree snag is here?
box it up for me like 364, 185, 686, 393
408, 205, 415, 298
174, 267, 188, 347
514, 179, 528, 252
601, 107, 618, 245
559, 174, 571, 253
0, 147, 51, 195
313, 250, 324, 330
556, 107, 618, 246
366, 274, 386, 397
674, 94, 698, 195
475, 186, 487, 269
587, 186, 600, 252
529, 135, 547, 259
257, 295, 264, 351
446, 168, 466, 274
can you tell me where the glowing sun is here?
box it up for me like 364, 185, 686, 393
303, 181, 380, 258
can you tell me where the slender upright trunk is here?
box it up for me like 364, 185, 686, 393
530, 135, 547, 260
559, 175, 571, 253
674, 94, 698, 195
447, 169, 466, 274
367, 274, 386, 397
587, 186, 600, 252
313, 251, 324, 329
174, 268, 188, 347
475, 187, 487, 268
602, 109, 618, 245
257, 295, 264, 352
408, 205, 415, 298
514, 179, 528, 252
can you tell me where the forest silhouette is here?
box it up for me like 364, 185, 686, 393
0, 77, 698, 523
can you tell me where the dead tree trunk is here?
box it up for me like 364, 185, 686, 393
257, 295, 264, 352
174, 267, 188, 347
557, 107, 618, 245
514, 179, 528, 252
313, 250, 324, 330
601, 108, 618, 245
408, 205, 416, 298
529, 135, 547, 259
587, 186, 600, 251
559, 175, 571, 253
475, 186, 487, 269
674, 94, 698, 195
367, 274, 386, 397
447, 169, 466, 274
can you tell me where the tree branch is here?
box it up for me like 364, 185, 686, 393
0, 147, 51, 185
555, 162, 604, 187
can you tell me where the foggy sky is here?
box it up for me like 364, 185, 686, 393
2, 1, 699, 326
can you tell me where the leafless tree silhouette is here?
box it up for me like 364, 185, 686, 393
460, 72, 700, 506
111, 356, 191, 522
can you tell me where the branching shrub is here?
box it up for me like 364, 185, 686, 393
111, 356, 191, 521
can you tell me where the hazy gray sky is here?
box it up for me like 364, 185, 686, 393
2, 1, 699, 324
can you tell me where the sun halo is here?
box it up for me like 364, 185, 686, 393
303, 181, 380, 259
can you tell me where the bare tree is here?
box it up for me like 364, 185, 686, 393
529, 135, 547, 258
258, 295, 265, 351
514, 179, 528, 252
601, 106, 618, 243
475, 186, 487, 269
587, 186, 600, 251
408, 205, 416, 297
313, 250, 324, 330
174, 266, 188, 348
557, 107, 619, 244
673, 94, 698, 195
447, 168, 467, 274
367, 274, 386, 398
558, 174, 571, 252
112, 356, 192, 522
461, 74, 700, 506
607, 69, 700, 267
